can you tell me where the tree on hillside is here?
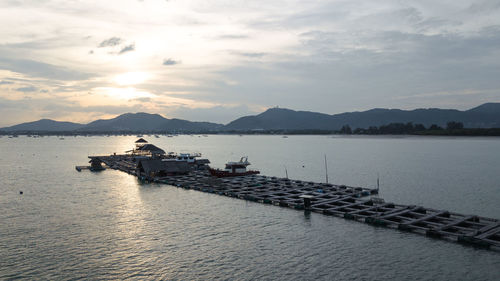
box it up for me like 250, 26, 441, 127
429, 124, 443, 131
378, 122, 415, 134
340, 125, 352, 134
446, 121, 464, 130
414, 124, 426, 131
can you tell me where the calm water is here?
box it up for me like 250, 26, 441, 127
1, 135, 499, 280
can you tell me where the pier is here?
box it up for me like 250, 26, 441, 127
85, 153, 500, 251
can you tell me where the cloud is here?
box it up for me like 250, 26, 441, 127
164, 104, 258, 124
98, 37, 122, 48
118, 43, 135, 54
466, 0, 500, 14
0, 80, 14, 85
1, 0, 500, 125
235, 52, 266, 58
15, 86, 37, 92
42, 103, 149, 115
180, 23, 500, 113
393, 88, 500, 100
0, 57, 93, 81
162, 58, 179, 65
217, 34, 249, 40
133, 97, 152, 102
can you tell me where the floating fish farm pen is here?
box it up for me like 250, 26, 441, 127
79, 139, 500, 251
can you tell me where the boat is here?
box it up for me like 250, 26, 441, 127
209, 157, 260, 177
174, 153, 201, 163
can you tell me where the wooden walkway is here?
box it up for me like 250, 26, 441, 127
90, 154, 500, 251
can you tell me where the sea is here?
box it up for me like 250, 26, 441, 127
1, 135, 499, 280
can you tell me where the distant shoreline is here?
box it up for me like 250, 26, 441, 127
1, 128, 500, 137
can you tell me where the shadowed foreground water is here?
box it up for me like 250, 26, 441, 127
1, 135, 499, 280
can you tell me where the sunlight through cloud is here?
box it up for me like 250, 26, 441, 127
96, 87, 156, 100
113, 72, 150, 86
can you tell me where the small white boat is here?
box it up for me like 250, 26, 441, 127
209, 157, 260, 177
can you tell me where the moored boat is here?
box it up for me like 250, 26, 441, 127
209, 157, 260, 177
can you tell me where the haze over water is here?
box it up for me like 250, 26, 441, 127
1, 135, 499, 280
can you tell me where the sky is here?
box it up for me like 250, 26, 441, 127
0, 0, 500, 126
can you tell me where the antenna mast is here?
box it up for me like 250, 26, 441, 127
324, 154, 329, 184
377, 173, 380, 191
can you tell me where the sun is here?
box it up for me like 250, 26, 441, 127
113, 72, 150, 86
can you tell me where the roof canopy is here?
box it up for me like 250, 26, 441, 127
137, 144, 166, 154
135, 138, 148, 143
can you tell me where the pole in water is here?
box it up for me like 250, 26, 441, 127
300, 195, 313, 210
284, 165, 288, 179
377, 173, 380, 191
324, 154, 329, 184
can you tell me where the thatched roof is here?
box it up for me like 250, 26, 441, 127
135, 138, 148, 143
88, 157, 102, 164
138, 159, 190, 174
137, 144, 165, 155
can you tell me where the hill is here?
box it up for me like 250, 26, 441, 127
79, 112, 223, 132
0, 119, 84, 132
2, 103, 500, 133
224, 103, 500, 131
1, 113, 223, 132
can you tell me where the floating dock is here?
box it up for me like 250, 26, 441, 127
88, 154, 500, 251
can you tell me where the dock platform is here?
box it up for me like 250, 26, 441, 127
89, 154, 500, 251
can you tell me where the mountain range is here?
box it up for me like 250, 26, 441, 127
1, 112, 222, 132
1, 103, 500, 132
226, 103, 500, 130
